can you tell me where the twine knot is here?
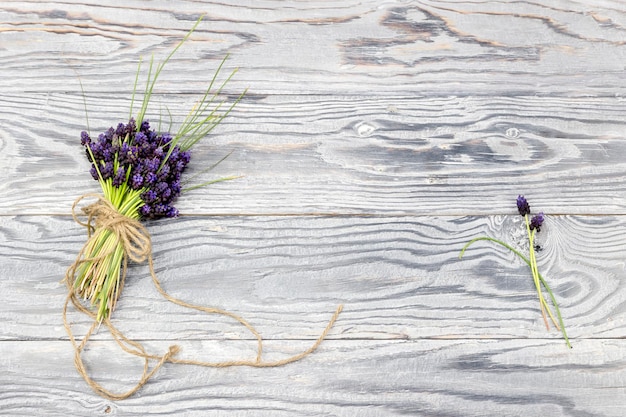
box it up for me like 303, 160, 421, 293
168, 345, 182, 357
79, 195, 151, 264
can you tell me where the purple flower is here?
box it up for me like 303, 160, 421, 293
175, 160, 186, 173
145, 172, 158, 185
141, 190, 157, 204
82, 117, 194, 219
139, 205, 152, 217
140, 120, 151, 133
517, 195, 531, 216
134, 131, 147, 146
530, 212, 544, 233
131, 173, 144, 190
88, 142, 102, 160
102, 147, 113, 162
168, 148, 179, 163
81, 131, 91, 146
161, 187, 172, 201
101, 161, 114, 179
115, 122, 126, 138
153, 204, 167, 216
160, 133, 172, 146
126, 118, 136, 134
145, 157, 160, 173
112, 167, 126, 187
157, 164, 170, 181
165, 206, 179, 218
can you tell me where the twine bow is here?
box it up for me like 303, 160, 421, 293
63, 194, 343, 401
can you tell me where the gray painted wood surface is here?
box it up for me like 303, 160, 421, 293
1, 1, 625, 415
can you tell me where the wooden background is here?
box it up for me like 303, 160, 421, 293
1, 1, 625, 415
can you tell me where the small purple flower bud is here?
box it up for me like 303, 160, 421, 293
175, 160, 186, 173
146, 158, 160, 173
112, 167, 126, 187
127, 146, 139, 163
115, 122, 126, 138
517, 195, 531, 216
141, 190, 157, 204
104, 127, 115, 141
131, 173, 144, 189
102, 148, 113, 162
158, 164, 170, 180
154, 204, 167, 216
165, 206, 179, 218
155, 182, 169, 194
90, 142, 103, 159
139, 204, 151, 217
530, 212, 544, 233
81, 131, 91, 146
101, 161, 114, 180
127, 118, 137, 134
134, 132, 147, 146
145, 172, 158, 185
160, 133, 172, 146
161, 187, 172, 201
168, 148, 179, 162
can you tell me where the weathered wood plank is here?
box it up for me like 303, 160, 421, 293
2, 93, 626, 215
1, 214, 624, 341
1, 1, 625, 96
1, 339, 624, 416
2, 0, 625, 414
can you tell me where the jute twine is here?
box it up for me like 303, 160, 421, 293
63, 194, 343, 401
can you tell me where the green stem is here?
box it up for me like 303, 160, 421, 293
525, 216, 549, 328
459, 236, 572, 348
136, 16, 205, 128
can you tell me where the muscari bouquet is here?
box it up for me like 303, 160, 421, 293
67, 18, 241, 322
64, 18, 342, 400
459, 196, 571, 348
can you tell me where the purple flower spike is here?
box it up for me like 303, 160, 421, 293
131, 173, 144, 190
139, 205, 152, 217
517, 195, 531, 216
112, 167, 126, 187
530, 212, 544, 233
81, 131, 91, 146
165, 206, 179, 218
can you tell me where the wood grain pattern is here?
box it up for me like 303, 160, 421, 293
2, 93, 626, 215
1, 214, 625, 340
2, 339, 625, 416
1, 1, 625, 96
1, 0, 625, 415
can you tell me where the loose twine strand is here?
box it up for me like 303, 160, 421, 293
63, 194, 343, 401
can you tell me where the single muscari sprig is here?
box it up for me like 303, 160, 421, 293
459, 196, 571, 348
73, 16, 244, 322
